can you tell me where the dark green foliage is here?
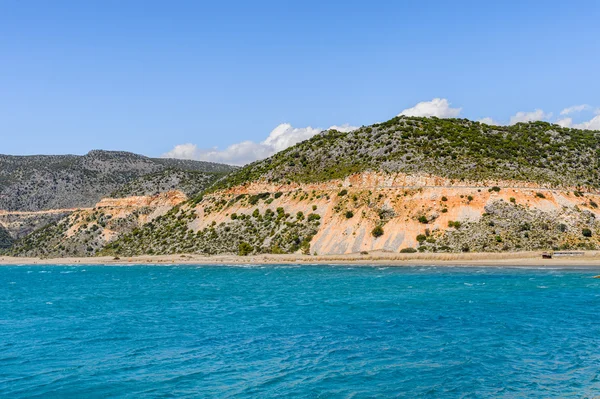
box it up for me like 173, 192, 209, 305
345, 210, 354, 219
307, 213, 321, 222
400, 247, 417, 253
338, 189, 348, 196
238, 242, 253, 256
583, 228, 593, 237
490, 186, 501, 193
416, 234, 427, 242
248, 192, 270, 205
441, 196, 448, 201
536, 192, 546, 199
418, 215, 428, 224
372, 225, 384, 237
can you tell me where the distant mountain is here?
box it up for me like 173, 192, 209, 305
0, 150, 236, 211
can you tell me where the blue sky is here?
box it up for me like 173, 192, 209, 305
1, 0, 599, 164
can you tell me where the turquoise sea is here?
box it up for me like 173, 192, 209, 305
1, 265, 599, 398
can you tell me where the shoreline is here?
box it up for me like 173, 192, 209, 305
2, 251, 600, 267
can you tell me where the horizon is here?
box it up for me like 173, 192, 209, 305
1, 0, 599, 164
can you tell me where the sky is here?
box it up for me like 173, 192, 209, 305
1, 0, 599, 165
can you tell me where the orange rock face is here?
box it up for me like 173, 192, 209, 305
189, 172, 600, 254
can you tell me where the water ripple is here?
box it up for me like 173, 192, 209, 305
0, 265, 599, 398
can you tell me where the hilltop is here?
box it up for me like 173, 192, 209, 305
214, 117, 600, 191
0, 150, 236, 211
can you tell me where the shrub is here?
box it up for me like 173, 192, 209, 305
338, 189, 348, 196
416, 234, 427, 242
582, 228, 593, 237
307, 213, 321, 221
312, 205, 317, 211
536, 192, 546, 199
274, 192, 283, 199
590, 200, 598, 209
441, 196, 448, 201
372, 226, 384, 237
489, 186, 501, 192
418, 215, 428, 224
345, 211, 354, 219
558, 223, 568, 233
296, 211, 304, 220
467, 195, 474, 201
400, 247, 417, 253
238, 242, 253, 256
448, 221, 461, 229
509, 197, 516, 203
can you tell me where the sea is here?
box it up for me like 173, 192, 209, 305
1, 264, 599, 398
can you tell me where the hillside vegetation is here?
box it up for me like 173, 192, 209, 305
0, 150, 235, 211
0, 225, 13, 249
110, 169, 223, 198
3, 117, 600, 257
214, 117, 600, 190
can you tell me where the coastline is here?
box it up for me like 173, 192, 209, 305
2, 251, 600, 267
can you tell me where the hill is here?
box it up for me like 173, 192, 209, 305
0, 150, 236, 211
5, 117, 600, 257
214, 117, 600, 191
97, 117, 600, 257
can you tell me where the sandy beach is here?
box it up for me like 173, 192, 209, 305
2, 251, 600, 267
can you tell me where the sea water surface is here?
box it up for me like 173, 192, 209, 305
1, 264, 599, 398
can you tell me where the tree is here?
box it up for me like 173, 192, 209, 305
238, 242, 253, 256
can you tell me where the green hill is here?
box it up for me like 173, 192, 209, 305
213, 117, 600, 191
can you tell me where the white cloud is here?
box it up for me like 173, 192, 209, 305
162, 122, 358, 165
556, 117, 572, 128
573, 115, 600, 131
478, 117, 500, 125
328, 124, 359, 133
560, 104, 590, 115
509, 109, 552, 125
398, 98, 461, 118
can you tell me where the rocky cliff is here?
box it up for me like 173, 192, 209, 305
101, 172, 600, 256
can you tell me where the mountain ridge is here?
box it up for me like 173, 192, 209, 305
0, 150, 236, 212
